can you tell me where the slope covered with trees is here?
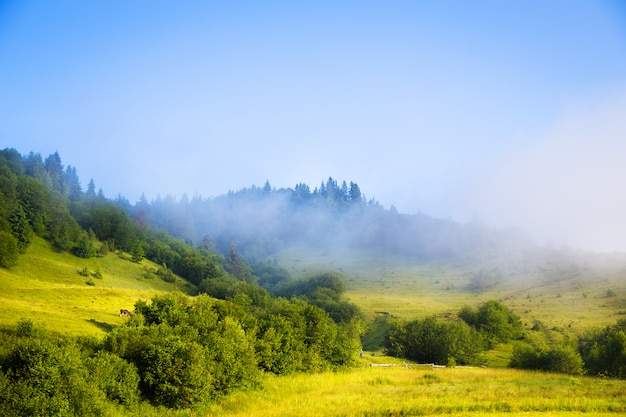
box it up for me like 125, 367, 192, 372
124, 177, 532, 261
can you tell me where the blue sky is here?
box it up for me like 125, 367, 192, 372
1, 1, 626, 251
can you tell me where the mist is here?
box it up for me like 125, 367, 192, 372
470, 88, 626, 252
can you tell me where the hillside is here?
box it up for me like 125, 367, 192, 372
3, 147, 626, 416
270, 245, 626, 335
0, 236, 194, 336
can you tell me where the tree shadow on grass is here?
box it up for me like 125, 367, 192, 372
87, 318, 114, 333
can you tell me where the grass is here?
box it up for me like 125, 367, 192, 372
0, 236, 195, 336
271, 245, 626, 335
206, 363, 626, 417
3, 238, 626, 416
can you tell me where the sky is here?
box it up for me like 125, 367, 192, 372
1, 1, 626, 251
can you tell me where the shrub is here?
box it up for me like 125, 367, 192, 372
0, 337, 110, 416
459, 300, 523, 347
0, 231, 19, 268
510, 343, 583, 375
73, 236, 96, 258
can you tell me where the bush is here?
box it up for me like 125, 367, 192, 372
579, 319, 626, 378
73, 236, 96, 258
459, 300, 523, 347
0, 337, 111, 416
386, 316, 484, 365
510, 343, 583, 375
86, 351, 140, 406
0, 231, 19, 268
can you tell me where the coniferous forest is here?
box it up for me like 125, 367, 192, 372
1, 147, 626, 415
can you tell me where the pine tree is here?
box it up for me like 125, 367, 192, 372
64, 165, 82, 200
10, 205, 32, 253
349, 182, 362, 203
45, 152, 65, 194
86, 179, 96, 196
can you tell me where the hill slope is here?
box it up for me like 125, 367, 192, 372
270, 244, 626, 335
0, 236, 194, 336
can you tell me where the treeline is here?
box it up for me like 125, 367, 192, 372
123, 177, 531, 261
0, 148, 235, 288
0, 291, 361, 415
384, 299, 626, 377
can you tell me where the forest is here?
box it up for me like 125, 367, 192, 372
1, 147, 626, 415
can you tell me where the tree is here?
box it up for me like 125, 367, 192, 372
64, 165, 81, 200
510, 344, 583, 375
130, 241, 145, 262
349, 181, 362, 203
386, 316, 484, 365
10, 205, 32, 253
459, 300, 523, 347
0, 148, 24, 175
44, 152, 65, 195
23, 152, 52, 187
224, 243, 254, 283
0, 231, 19, 267
263, 180, 272, 194
86, 179, 96, 197
73, 234, 96, 258
16, 175, 49, 235
139, 335, 212, 408
579, 319, 626, 378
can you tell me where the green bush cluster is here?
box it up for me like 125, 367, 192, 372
385, 300, 575, 370
579, 318, 626, 378
510, 344, 583, 375
0, 287, 363, 414
0, 325, 136, 416
385, 315, 484, 366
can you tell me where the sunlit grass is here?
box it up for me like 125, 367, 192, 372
206, 365, 626, 417
0, 236, 195, 336
272, 246, 626, 334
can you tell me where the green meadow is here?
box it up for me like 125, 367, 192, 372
272, 245, 626, 334
207, 365, 626, 417
3, 237, 626, 416
0, 236, 194, 336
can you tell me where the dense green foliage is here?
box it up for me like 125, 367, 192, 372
510, 343, 584, 375
458, 300, 524, 347
385, 299, 589, 376
0, 148, 232, 288
0, 290, 362, 414
386, 315, 484, 365
385, 301, 523, 366
579, 319, 626, 378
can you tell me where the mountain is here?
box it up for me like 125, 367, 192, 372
122, 177, 535, 261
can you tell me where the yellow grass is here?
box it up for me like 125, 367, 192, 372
272, 246, 626, 334
206, 365, 626, 417
0, 236, 195, 336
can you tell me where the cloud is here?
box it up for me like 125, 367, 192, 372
472, 86, 626, 251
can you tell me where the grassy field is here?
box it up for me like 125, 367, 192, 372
271, 245, 626, 335
0, 236, 195, 336
3, 239, 626, 416
206, 363, 626, 417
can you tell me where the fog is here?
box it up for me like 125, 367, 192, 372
470, 88, 626, 252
